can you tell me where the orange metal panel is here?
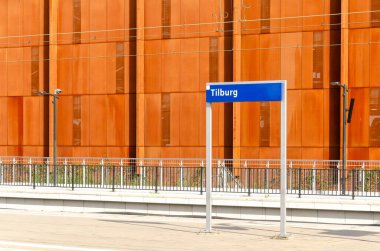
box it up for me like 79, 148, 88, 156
22, 47, 31, 96
240, 102, 260, 147
323, 147, 339, 160
241, 35, 260, 81
270, 0, 282, 33
323, 88, 340, 148
107, 0, 125, 42
7, 146, 22, 156
302, 148, 324, 159
144, 0, 162, 40
106, 43, 117, 94
348, 0, 371, 29
369, 148, 380, 160
179, 93, 200, 146
281, 0, 302, 33
125, 0, 136, 42
370, 29, 380, 87
199, 92, 206, 147
7, 0, 21, 47
23, 97, 42, 146
7, 48, 23, 96
347, 148, 369, 160
72, 147, 90, 157
161, 147, 180, 158
180, 38, 200, 92
107, 95, 125, 146
0, 97, 7, 145
23, 146, 43, 157
0, 48, 7, 96
281, 33, 302, 89
144, 94, 161, 146
0, 0, 8, 48
89, 95, 108, 146
181, 0, 200, 38
57, 0, 73, 44
270, 102, 280, 147
301, 32, 313, 89
90, 0, 107, 43
81, 0, 91, 43
57, 45, 73, 94
7, 97, 23, 146
287, 90, 302, 146
260, 34, 281, 80
89, 43, 107, 94
124, 94, 136, 146
89, 147, 107, 157
199, 0, 218, 38
199, 37, 209, 89
259, 147, 280, 159
0, 147, 7, 156
22, 0, 41, 46
348, 88, 369, 147
144, 40, 162, 93
58, 146, 73, 157
302, 0, 324, 31
73, 44, 90, 94
57, 96, 73, 146
301, 90, 324, 147
107, 147, 126, 157
162, 39, 180, 92
144, 147, 161, 158
240, 147, 260, 159
288, 147, 302, 159
179, 147, 201, 159
348, 29, 370, 88
80, 95, 90, 146
169, 93, 180, 146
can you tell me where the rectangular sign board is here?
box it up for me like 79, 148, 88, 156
206, 81, 283, 103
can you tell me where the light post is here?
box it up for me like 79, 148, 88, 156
330, 82, 348, 195
35, 89, 62, 186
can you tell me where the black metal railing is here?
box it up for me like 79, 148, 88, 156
1, 164, 380, 199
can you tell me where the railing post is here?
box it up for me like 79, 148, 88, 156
298, 168, 302, 198
120, 160, 123, 188
12, 158, 15, 184
248, 168, 251, 196
82, 160, 86, 187
33, 164, 36, 189
160, 161, 163, 189
200, 161, 204, 195
71, 165, 74, 191
0, 160, 3, 184
139, 161, 143, 188
101, 159, 105, 187
312, 161, 316, 194
112, 165, 115, 192
265, 161, 269, 190
180, 161, 183, 190
46, 160, 50, 186
64, 159, 68, 186
155, 165, 158, 193
29, 158, 32, 185
361, 162, 365, 195
352, 169, 355, 200
222, 161, 227, 191
289, 161, 293, 192
337, 162, 341, 194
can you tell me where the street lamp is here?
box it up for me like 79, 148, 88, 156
330, 82, 348, 195
35, 89, 62, 186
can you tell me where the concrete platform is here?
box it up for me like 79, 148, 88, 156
1, 186, 380, 225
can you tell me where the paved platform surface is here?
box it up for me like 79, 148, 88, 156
0, 209, 379, 251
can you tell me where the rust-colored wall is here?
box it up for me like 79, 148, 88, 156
0, 0, 379, 160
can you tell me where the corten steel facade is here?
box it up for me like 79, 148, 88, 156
0, 0, 379, 160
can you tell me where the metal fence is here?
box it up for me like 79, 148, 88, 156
0, 158, 380, 198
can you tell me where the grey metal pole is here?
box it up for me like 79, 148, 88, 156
206, 102, 212, 233
280, 80, 287, 238
342, 85, 347, 195
53, 95, 57, 186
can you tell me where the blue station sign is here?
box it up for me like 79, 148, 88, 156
206, 81, 283, 103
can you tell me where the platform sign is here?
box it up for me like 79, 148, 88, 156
205, 81, 287, 238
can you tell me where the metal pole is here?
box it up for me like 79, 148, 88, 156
53, 95, 57, 187
280, 80, 287, 238
206, 102, 212, 233
342, 85, 347, 195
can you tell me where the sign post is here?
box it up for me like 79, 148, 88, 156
205, 81, 287, 237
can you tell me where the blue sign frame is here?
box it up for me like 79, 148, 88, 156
206, 81, 283, 103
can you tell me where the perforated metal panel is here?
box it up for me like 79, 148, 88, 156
313, 31, 323, 89
116, 42, 125, 93
73, 0, 81, 43
73, 96, 81, 146
161, 93, 170, 146
162, 0, 171, 39
372, 0, 380, 27
261, 0, 270, 33
31, 47, 39, 95
370, 88, 380, 146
